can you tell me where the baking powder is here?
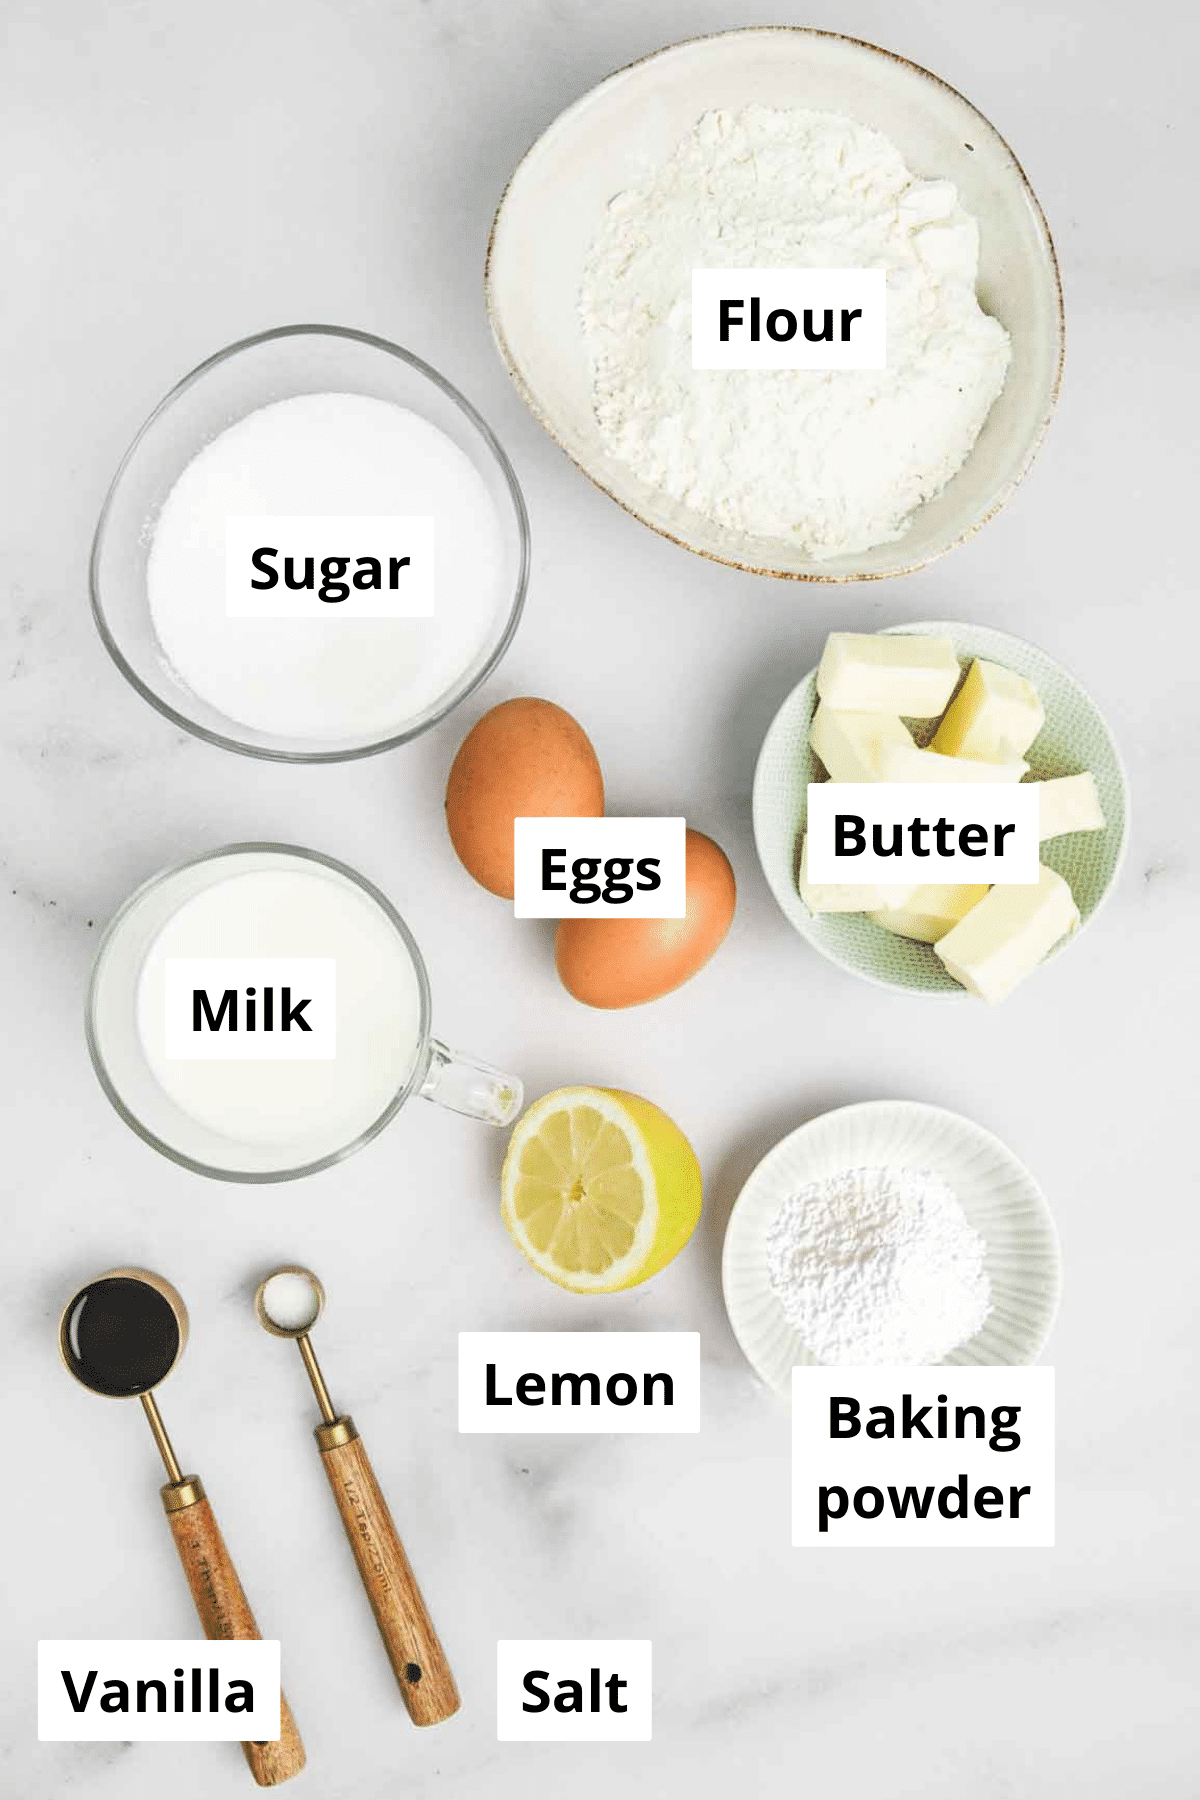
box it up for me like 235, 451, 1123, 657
579, 105, 1011, 559
766, 1166, 991, 1364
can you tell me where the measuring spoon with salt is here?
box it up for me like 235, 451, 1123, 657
254, 1265, 460, 1726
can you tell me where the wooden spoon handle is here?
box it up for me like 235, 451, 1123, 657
317, 1420, 460, 1726
163, 1480, 306, 1786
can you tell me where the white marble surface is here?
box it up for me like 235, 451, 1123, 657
3, 1, 1198, 1794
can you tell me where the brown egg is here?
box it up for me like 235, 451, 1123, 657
555, 828, 736, 1008
445, 697, 605, 898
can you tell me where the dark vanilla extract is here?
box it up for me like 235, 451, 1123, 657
63, 1276, 179, 1395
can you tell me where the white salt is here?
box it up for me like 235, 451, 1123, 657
260, 1271, 321, 1333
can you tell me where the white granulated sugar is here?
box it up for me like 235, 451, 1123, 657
765, 1166, 991, 1364
579, 106, 1011, 559
148, 393, 503, 740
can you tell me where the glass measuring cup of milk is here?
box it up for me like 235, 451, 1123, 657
87, 845, 522, 1181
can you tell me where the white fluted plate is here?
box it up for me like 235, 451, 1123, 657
722, 1100, 1061, 1391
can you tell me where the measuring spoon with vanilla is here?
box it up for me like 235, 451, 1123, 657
59, 1269, 306, 1786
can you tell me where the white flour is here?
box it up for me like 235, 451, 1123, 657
765, 1166, 991, 1364
579, 106, 1011, 559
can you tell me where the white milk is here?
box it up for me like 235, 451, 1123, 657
147, 393, 503, 740
135, 867, 423, 1150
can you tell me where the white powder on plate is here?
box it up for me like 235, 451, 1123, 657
765, 1166, 991, 1364
579, 106, 1011, 559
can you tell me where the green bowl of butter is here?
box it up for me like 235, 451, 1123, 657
752, 620, 1129, 998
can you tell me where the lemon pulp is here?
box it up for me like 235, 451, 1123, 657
501, 1087, 702, 1293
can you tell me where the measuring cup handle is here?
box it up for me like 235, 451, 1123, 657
316, 1420, 460, 1726
162, 1480, 306, 1786
419, 1037, 522, 1125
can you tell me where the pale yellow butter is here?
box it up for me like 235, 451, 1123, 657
931, 657, 1044, 760
868, 882, 991, 944
810, 704, 913, 783
878, 743, 1028, 784
1035, 771, 1105, 840
934, 865, 1079, 1003
816, 632, 960, 717
798, 837, 916, 914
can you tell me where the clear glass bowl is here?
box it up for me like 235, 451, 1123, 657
90, 324, 530, 761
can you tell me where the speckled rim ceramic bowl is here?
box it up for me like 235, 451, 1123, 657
752, 620, 1129, 997
90, 324, 530, 762
722, 1100, 1062, 1389
486, 27, 1063, 581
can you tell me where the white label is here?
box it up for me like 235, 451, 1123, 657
38, 1640, 280, 1741
458, 1332, 700, 1433
692, 269, 886, 370
164, 958, 336, 1060
806, 783, 1040, 884
225, 516, 434, 617
497, 1641, 652, 1742
512, 817, 686, 919
792, 1368, 1055, 1548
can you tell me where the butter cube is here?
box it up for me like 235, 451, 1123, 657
1035, 771, 1105, 841
809, 704, 913, 782
931, 658, 1045, 760
934, 865, 1079, 1003
816, 633, 961, 717
868, 883, 991, 944
878, 743, 1028, 784
798, 837, 916, 914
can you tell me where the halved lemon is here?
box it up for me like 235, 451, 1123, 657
501, 1087, 702, 1293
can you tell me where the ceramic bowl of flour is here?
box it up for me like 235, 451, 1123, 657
487, 27, 1062, 581
722, 1101, 1061, 1389
752, 620, 1129, 996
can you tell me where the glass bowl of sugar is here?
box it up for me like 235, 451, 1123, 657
90, 325, 529, 760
